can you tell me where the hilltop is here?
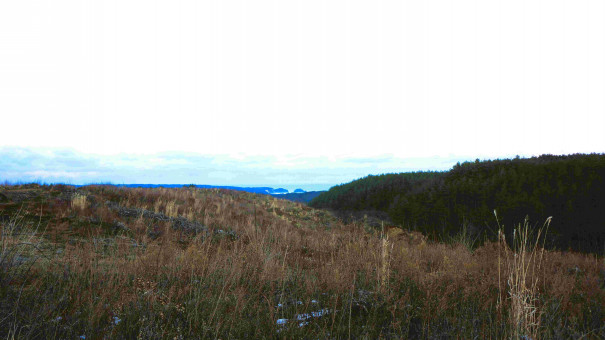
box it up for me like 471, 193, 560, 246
103, 183, 292, 195
310, 153, 605, 253
89, 184, 325, 203
0, 184, 603, 338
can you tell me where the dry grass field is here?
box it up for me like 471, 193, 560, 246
0, 184, 603, 339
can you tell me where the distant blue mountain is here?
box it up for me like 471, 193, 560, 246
107, 184, 290, 195
74, 184, 324, 203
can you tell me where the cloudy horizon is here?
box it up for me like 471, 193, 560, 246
0, 147, 531, 191
1, 1, 604, 186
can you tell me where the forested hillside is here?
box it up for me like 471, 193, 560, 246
271, 191, 325, 203
1, 184, 603, 338
310, 154, 605, 253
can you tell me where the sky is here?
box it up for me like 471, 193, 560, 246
1, 1, 605, 188
0, 147, 469, 191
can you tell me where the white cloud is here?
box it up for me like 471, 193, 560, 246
0, 147, 469, 190
0, 1, 604, 161
24, 170, 100, 179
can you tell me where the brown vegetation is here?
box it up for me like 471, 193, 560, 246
0, 184, 603, 338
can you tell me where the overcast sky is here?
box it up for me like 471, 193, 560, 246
0, 147, 471, 190
1, 1, 604, 187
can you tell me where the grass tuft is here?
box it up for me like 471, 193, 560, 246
0, 185, 602, 338
497, 211, 551, 339
71, 193, 87, 211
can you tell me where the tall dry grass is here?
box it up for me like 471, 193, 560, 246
70, 193, 87, 211
0, 185, 602, 338
497, 212, 551, 339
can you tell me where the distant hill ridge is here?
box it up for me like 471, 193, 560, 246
88, 184, 324, 203
310, 153, 605, 253
106, 184, 292, 195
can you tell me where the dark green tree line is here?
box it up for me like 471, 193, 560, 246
310, 154, 605, 253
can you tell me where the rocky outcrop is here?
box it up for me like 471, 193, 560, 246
104, 201, 208, 235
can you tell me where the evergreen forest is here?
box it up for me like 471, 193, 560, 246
310, 154, 605, 253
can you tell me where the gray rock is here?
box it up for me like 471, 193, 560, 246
172, 217, 208, 234
113, 221, 131, 234
213, 228, 238, 240
88, 216, 101, 224
147, 226, 162, 240
3, 191, 38, 202
105, 200, 208, 235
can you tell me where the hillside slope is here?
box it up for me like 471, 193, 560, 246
271, 190, 325, 203
0, 184, 603, 338
112, 184, 290, 195
310, 153, 605, 252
